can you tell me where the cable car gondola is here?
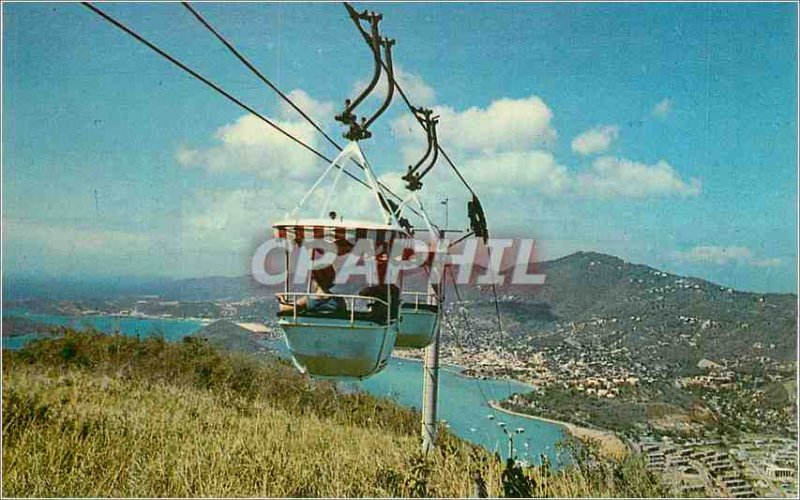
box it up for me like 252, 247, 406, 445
274, 142, 408, 380
394, 194, 441, 349
396, 291, 440, 348
392, 112, 443, 350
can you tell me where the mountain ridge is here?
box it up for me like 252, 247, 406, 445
4, 251, 794, 302
146, 251, 800, 302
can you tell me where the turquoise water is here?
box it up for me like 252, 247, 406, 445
357, 357, 566, 464
3, 310, 567, 464
265, 338, 566, 463
2, 309, 203, 345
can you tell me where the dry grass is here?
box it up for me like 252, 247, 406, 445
2, 331, 672, 497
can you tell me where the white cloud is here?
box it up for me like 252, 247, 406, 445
671, 246, 784, 268
571, 125, 620, 156
430, 149, 698, 202
3, 218, 156, 257
185, 189, 286, 242
182, 185, 386, 250
672, 245, 752, 265
392, 96, 557, 155
169, 91, 704, 275
277, 89, 336, 125
576, 156, 701, 198
750, 257, 783, 268
352, 66, 435, 106
460, 150, 570, 195
652, 98, 673, 118
177, 103, 332, 181
389, 96, 698, 201
393, 67, 436, 106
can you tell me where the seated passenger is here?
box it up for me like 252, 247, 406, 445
278, 265, 345, 315
358, 253, 400, 321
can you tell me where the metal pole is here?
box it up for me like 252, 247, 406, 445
421, 230, 445, 453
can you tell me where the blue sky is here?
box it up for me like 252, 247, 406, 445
2, 2, 797, 293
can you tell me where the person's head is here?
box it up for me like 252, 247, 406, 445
375, 253, 389, 285
312, 265, 337, 292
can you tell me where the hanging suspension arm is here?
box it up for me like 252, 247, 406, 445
337, 3, 399, 141
411, 109, 434, 172
402, 108, 439, 191
363, 37, 396, 131
417, 115, 440, 180
335, 5, 383, 126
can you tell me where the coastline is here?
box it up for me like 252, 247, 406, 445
390, 350, 540, 391
4, 309, 211, 324
390, 352, 465, 376
488, 400, 628, 459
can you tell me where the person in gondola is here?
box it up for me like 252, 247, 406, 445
358, 252, 400, 322
277, 265, 345, 315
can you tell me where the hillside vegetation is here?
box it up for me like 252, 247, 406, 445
462, 251, 796, 369
3, 331, 670, 497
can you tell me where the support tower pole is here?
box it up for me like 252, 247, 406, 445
422, 230, 445, 453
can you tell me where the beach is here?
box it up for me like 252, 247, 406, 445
488, 400, 628, 459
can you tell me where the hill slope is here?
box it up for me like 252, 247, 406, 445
461, 251, 796, 368
3, 332, 669, 497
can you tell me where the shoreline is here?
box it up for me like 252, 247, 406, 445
391, 351, 540, 391
488, 400, 628, 459
390, 352, 465, 376
4, 309, 210, 324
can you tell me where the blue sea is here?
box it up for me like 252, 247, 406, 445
2, 310, 567, 464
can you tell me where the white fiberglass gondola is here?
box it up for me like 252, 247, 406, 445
396, 292, 439, 348
274, 141, 408, 380
394, 192, 441, 349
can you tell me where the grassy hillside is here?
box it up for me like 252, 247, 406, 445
3, 331, 669, 497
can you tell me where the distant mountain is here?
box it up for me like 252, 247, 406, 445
156, 275, 273, 302
466, 251, 797, 365
5, 251, 795, 366
3, 274, 275, 303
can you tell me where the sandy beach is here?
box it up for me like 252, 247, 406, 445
488, 400, 628, 459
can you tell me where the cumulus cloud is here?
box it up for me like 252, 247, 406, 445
181, 179, 395, 249
392, 96, 557, 155
389, 97, 698, 200
452, 150, 699, 201
177, 114, 323, 180
177, 90, 339, 181
460, 150, 570, 195
277, 89, 336, 125
672, 245, 783, 268
576, 156, 701, 198
174, 90, 703, 263
652, 98, 673, 118
185, 189, 286, 240
571, 125, 620, 156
